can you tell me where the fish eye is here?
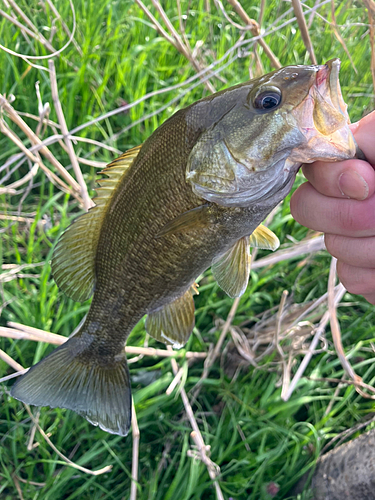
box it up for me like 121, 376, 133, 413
253, 90, 281, 110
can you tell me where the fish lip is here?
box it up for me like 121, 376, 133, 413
315, 58, 345, 115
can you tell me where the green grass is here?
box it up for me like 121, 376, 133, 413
1, 1, 375, 499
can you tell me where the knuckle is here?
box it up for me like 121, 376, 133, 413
336, 261, 361, 294
336, 205, 359, 233
324, 234, 342, 259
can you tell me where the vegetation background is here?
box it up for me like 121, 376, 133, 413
0, 1, 375, 499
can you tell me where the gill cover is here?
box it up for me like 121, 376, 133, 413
186, 59, 358, 208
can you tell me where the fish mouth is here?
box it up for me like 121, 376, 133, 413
315, 59, 366, 160
312, 58, 348, 136
289, 58, 359, 164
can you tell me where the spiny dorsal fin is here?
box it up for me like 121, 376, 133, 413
212, 236, 251, 298
249, 224, 280, 251
52, 145, 142, 302
145, 288, 195, 348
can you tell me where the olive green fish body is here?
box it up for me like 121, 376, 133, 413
88, 100, 286, 348
11, 60, 361, 435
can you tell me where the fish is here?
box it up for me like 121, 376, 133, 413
11, 58, 361, 436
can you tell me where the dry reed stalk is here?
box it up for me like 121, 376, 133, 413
275, 290, 291, 399
328, 258, 375, 399
327, 258, 356, 380
0, 94, 81, 194
251, 235, 325, 269
282, 283, 346, 401
167, 347, 224, 500
23, 404, 113, 475
130, 398, 140, 500
2, 0, 34, 49
291, 0, 317, 64
0, 321, 208, 360
226, 0, 281, 68
0, 348, 24, 371
27, 409, 40, 451
0, 119, 78, 200
191, 296, 241, 402
0, 163, 38, 193
135, 0, 216, 93
149, 0, 218, 91
48, 60, 93, 211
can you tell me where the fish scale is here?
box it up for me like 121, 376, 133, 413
11, 59, 362, 436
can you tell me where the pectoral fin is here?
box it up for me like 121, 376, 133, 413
211, 225, 278, 298
145, 288, 195, 348
157, 205, 211, 238
249, 224, 280, 251
212, 236, 251, 298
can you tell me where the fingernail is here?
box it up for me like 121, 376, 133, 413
338, 171, 369, 200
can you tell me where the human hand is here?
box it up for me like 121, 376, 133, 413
290, 110, 375, 304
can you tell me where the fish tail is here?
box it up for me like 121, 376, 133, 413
10, 330, 131, 436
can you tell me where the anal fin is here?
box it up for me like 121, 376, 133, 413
145, 289, 195, 348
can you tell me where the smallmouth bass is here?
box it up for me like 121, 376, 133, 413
11, 59, 361, 436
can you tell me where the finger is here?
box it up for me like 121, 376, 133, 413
325, 234, 375, 268
290, 182, 375, 237
351, 110, 375, 166
336, 260, 375, 296
301, 159, 375, 200
362, 293, 375, 305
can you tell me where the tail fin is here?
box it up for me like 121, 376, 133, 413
10, 335, 131, 436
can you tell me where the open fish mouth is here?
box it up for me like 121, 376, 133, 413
289, 58, 358, 163
313, 58, 348, 135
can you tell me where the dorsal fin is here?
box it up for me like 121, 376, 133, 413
52, 145, 142, 302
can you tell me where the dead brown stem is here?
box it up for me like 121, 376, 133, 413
226, 0, 281, 68
0, 348, 24, 371
23, 404, 113, 475
283, 283, 346, 401
0, 163, 39, 194
328, 258, 356, 380
0, 118, 78, 199
275, 290, 291, 399
251, 235, 325, 269
0, 8, 55, 53
48, 59, 93, 211
168, 347, 224, 500
0, 94, 82, 194
135, 0, 216, 92
27, 409, 40, 451
192, 296, 241, 402
1, 322, 208, 360
291, 0, 317, 64
130, 398, 140, 500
